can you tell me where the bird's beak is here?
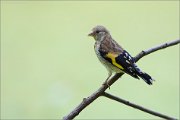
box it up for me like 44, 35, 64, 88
88, 32, 94, 37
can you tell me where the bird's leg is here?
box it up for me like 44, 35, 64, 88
103, 71, 112, 89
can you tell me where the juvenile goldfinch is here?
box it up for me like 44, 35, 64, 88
88, 25, 153, 85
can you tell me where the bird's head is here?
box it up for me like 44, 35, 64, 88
88, 25, 109, 41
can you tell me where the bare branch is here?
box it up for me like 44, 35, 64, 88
63, 39, 180, 120
134, 39, 180, 62
102, 92, 177, 120
63, 73, 124, 120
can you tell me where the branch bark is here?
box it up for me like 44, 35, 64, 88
63, 39, 180, 120
134, 39, 180, 62
102, 92, 177, 120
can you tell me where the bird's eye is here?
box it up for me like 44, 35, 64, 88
96, 31, 100, 34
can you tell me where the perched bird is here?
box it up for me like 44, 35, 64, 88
88, 25, 154, 85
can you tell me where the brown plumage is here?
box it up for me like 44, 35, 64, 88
88, 25, 154, 86
100, 34, 124, 55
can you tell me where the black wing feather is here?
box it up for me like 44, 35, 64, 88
115, 50, 139, 79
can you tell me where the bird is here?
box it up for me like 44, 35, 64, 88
88, 25, 154, 86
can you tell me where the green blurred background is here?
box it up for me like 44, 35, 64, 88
1, 1, 179, 119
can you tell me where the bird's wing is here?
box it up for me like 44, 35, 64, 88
99, 50, 139, 79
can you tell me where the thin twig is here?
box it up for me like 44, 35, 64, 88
63, 39, 180, 120
134, 39, 180, 62
102, 92, 177, 120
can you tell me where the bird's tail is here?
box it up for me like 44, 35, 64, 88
134, 64, 154, 85
137, 72, 154, 85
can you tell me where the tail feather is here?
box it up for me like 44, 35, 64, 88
138, 72, 154, 85
134, 64, 154, 85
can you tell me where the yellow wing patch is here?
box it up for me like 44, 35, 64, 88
106, 53, 124, 70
